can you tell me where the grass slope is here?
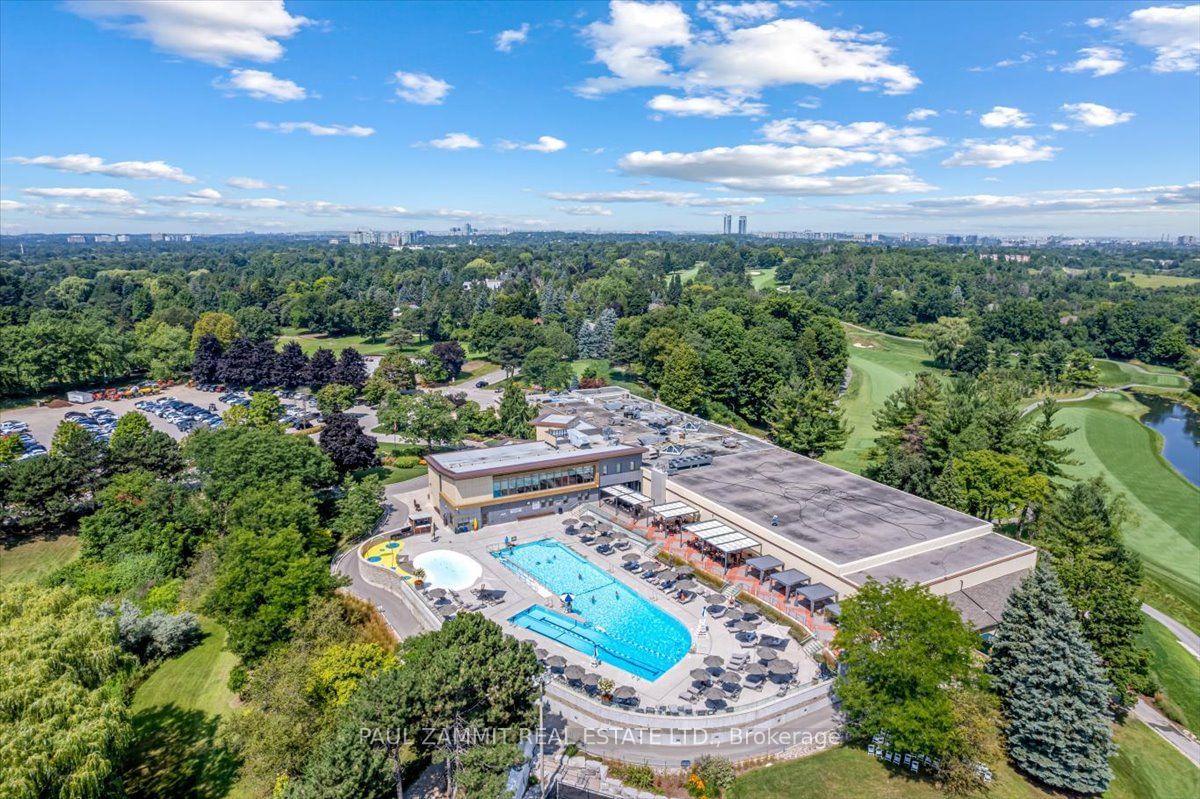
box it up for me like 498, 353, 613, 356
1142, 615, 1200, 733
822, 327, 942, 474
748, 267, 778, 291
1095, 359, 1188, 389
276, 329, 392, 356
1055, 393, 1200, 620
124, 619, 242, 799
1119, 272, 1200, 289
0, 534, 80, 583
729, 722, 1197, 799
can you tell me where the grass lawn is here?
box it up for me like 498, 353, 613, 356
729, 721, 1197, 799
276, 330, 392, 356
1118, 272, 1200, 289
1095, 359, 1188, 389
571, 358, 654, 398
1142, 615, 1200, 733
748, 267, 778, 291
1055, 393, 1200, 623
668, 265, 701, 283
123, 619, 242, 799
822, 326, 943, 474
0, 534, 80, 583
353, 441, 430, 485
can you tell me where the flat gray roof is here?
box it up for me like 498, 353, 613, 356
426, 440, 643, 478
845, 533, 1033, 587
670, 448, 989, 566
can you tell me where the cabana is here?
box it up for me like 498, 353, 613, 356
600, 484, 651, 517
648, 501, 700, 532
796, 582, 838, 611
745, 555, 784, 581
770, 568, 811, 598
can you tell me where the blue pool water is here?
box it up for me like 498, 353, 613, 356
493, 539, 691, 680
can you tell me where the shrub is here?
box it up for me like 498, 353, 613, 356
615, 764, 656, 791
692, 756, 734, 798
100, 599, 202, 661
392, 455, 420, 469
228, 663, 248, 693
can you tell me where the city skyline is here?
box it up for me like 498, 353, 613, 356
1, 1, 1198, 237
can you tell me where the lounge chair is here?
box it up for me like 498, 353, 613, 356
596, 543, 613, 555
614, 539, 631, 550
679, 689, 699, 702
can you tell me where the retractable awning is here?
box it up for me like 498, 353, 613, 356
600, 485, 651, 505
648, 501, 699, 520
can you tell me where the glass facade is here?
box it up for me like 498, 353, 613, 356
492, 464, 595, 498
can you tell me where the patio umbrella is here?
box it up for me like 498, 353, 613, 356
622, 552, 641, 562
734, 620, 759, 633
609, 529, 627, 539
769, 659, 796, 676
689, 668, 712, 683
703, 655, 725, 668
581, 672, 601, 687
639, 561, 659, 573
756, 646, 778, 661
723, 609, 745, 622
657, 569, 678, 582
438, 605, 457, 618
705, 592, 726, 605
674, 579, 698, 592
738, 602, 758, 617
744, 663, 769, 677
564, 665, 585, 681
703, 687, 726, 701
613, 686, 637, 701
721, 672, 742, 685
546, 655, 566, 669
535, 648, 549, 660
561, 517, 579, 526
427, 588, 446, 599
595, 534, 614, 545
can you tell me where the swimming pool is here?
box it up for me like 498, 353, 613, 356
493, 539, 691, 681
412, 549, 483, 591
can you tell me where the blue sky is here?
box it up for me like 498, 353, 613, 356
1, 0, 1197, 236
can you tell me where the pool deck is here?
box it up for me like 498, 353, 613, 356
389, 515, 821, 712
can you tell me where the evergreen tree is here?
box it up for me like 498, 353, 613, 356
576, 319, 599, 359
286, 722, 394, 799
334, 348, 368, 391
987, 563, 1114, 795
192, 333, 224, 383
1035, 479, 1149, 710
666, 273, 683, 305
275, 342, 309, 388
306, 348, 337, 389
594, 308, 618, 357
952, 335, 989, 376
769, 382, 849, 458
497, 382, 535, 439
658, 343, 705, 413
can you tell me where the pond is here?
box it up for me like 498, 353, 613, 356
1134, 393, 1200, 488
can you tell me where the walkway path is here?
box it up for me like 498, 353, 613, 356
1142, 603, 1200, 659
1131, 699, 1200, 768
333, 546, 424, 639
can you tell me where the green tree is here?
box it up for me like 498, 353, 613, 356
492, 336, 527, 378
133, 319, 192, 379
206, 525, 338, 660
353, 299, 392, 342
249, 391, 285, 428
657, 342, 705, 412
306, 642, 398, 707
363, 352, 417, 405
0, 433, 24, 464
1061, 348, 1098, 387
234, 306, 280, 343
316, 383, 357, 416
951, 335, 989, 376
331, 474, 385, 544
107, 412, 183, 477
987, 564, 1114, 795
285, 721, 394, 799
925, 316, 972, 368
0, 583, 132, 799
492, 384, 530, 440
769, 382, 849, 458
184, 426, 337, 504
190, 311, 240, 350
933, 449, 1048, 523
379, 392, 461, 447
833, 579, 979, 758
521, 346, 573, 389
1035, 479, 1149, 709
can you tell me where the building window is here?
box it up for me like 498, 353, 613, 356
492, 464, 596, 498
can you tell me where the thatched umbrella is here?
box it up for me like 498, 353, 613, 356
769, 659, 796, 676
703, 655, 725, 668
689, 668, 712, 683
676, 565, 695, 576
427, 588, 446, 599
564, 665, 585, 681
613, 686, 637, 701
535, 648, 549, 660
581, 672, 601, 687
720, 672, 742, 686
705, 592, 726, 605
744, 663, 769, 677
594, 534, 614, 546
639, 561, 660, 573
622, 552, 641, 562
561, 517, 579, 526
734, 619, 759, 633
674, 579, 698, 593
438, 605, 457, 619
756, 646, 778, 661
703, 686, 726, 702
723, 609, 745, 623
546, 655, 566, 670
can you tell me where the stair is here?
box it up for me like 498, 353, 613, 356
721, 583, 741, 600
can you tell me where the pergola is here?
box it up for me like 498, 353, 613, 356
648, 501, 700, 530
745, 555, 784, 580
600, 484, 651, 514
683, 520, 761, 567
795, 582, 838, 611
770, 568, 811, 598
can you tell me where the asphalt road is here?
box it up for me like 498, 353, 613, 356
1142, 603, 1200, 658
333, 545, 425, 640
1132, 699, 1200, 768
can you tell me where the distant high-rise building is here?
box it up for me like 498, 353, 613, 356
66, 235, 86, 244
737, 215, 747, 235
1178, 235, 1197, 246
94, 234, 115, 243
115, 234, 129, 242
149, 233, 163, 242
722, 214, 732, 235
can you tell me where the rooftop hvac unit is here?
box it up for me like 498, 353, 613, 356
666, 453, 713, 474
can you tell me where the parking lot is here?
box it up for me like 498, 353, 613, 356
1, 386, 245, 453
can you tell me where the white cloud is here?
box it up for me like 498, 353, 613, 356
681, 17, 920, 95
1062, 46, 1127, 76
215, 68, 307, 101
255, 121, 375, 137
979, 106, 1033, 128
545, 189, 765, 207
1050, 122, 1070, 132
907, 107, 938, 121
1117, 4, 1200, 72
970, 51, 1036, 71
942, 136, 1057, 168
8, 153, 195, 182
497, 135, 567, 152
226, 176, 281, 190
0, 200, 26, 211
393, 71, 453, 105
23, 187, 139, 204
425, 132, 483, 150
697, 1, 779, 30
1085, 17, 1107, 28
795, 95, 821, 109
1061, 102, 1134, 127
840, 182, 1200, 218
759, 120, 945, 154
618, 143, 935, 194
558, 205, 614, 216
577, 0, 692, 96
495, 23, 530, 52
647, 93, 765, 117
152, 189, 288, 209
66, 0, 309, 66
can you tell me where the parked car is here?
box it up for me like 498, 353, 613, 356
475, 380, 489, 388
